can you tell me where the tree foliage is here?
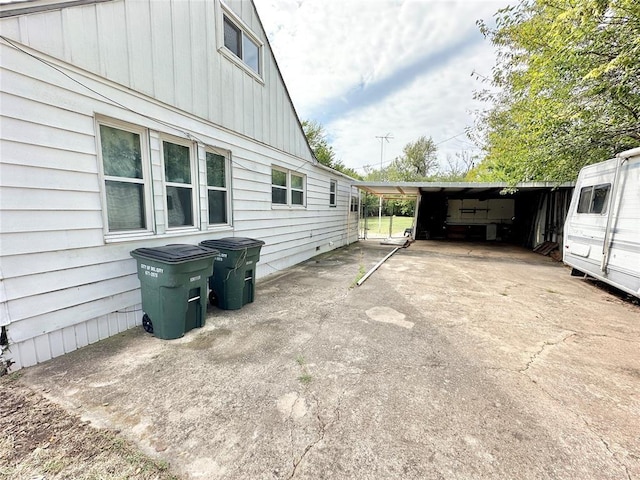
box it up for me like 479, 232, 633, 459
302, 120, 361, 179
367, 136, 439, 181
471, 0, 640, 182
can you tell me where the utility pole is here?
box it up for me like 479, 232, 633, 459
375, 133, 393, 234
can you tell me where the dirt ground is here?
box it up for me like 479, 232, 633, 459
0, 374, 179, 480
3, 240, 640, 479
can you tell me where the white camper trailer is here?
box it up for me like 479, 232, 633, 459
563, 147, 640, 298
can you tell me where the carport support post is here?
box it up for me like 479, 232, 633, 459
378, 195, 383, 233
412, 194, 421, 240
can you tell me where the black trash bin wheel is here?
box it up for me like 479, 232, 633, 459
142, 313, 154, 334
208, 290, 218, 307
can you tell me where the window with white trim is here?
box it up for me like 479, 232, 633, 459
291, 173, 304, 205
163, 139, 195, 228
329, 180, 337, 207
97, 116, 236, 240
222, 12, 261, 75
98, 122, 151, 233
206, 151, 229, 225
351, 195, 359, 212
272, 167, 306, 206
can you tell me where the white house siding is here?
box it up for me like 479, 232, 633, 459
0, 0, 358, 371
0, 0, 311, 162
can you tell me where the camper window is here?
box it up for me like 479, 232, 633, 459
576, 184, 610, 214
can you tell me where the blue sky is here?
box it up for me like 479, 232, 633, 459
255, 0, 508, 174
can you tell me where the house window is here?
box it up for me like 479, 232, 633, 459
272, 168, 287, 204
329, 180, 337, 207
206, 151, 228, 225
351, 195, 359, 212
223, 14, 261, 75
163, 140, 195, 228
98, 123, 149, 232
577, 184, 610, 214
291, 174, 304, 205
272, 168, 306, 206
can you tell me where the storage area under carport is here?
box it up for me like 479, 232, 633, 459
355, 181, 574, 249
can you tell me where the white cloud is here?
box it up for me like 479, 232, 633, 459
255, 0, 507, 172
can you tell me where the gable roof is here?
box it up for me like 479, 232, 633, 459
0, 0, 329, 170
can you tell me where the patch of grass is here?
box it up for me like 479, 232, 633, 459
7, 371, 22, 382
350, 264, 367, 288
43, 457, 67, 474
295, 354, 313, 386
360, 215, 413, 236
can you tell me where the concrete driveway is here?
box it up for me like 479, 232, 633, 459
19, 241, 640, 479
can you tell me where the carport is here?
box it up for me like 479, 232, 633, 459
354, 181, 574, 248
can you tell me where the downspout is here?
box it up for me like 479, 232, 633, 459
601, 156, 626, 273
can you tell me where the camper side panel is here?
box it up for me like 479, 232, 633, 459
564, 155, 640, 297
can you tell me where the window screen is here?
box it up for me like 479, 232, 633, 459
163, 141, 193, 227
330, 180, 337, 206
272, 169, 287, 204
206, 152, 228, 225
291, 174, 304, 205
99, 124, 146, 231
223, 16, 241, 57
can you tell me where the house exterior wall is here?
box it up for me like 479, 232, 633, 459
0, 0, 358, 371
0, 0, 311, 161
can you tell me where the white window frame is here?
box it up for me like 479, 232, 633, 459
271, 166, 288, 205
161, 135, 199, 231
291, 173, 305, 206
329, 179, 337, 207
218, 2, 264, 82
271, 167, 306, 208
205, 148, 232, 228
96, 117, 154, 240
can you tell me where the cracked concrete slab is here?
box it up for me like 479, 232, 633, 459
16, 240, 640, 479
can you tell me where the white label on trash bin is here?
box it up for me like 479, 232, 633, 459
140, 263, 163, 278
246, 260, 253, 265
190, 275, 201, 282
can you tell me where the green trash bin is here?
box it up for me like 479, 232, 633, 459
130, 244, 219, 339
199, 237, 265, 310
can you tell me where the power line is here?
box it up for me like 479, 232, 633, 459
351, 130, 473, 171
0, 35, 316, 176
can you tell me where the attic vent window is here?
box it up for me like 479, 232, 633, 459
223, 14, 261, 75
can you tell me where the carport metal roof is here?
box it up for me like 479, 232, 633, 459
353, 181, 574, 198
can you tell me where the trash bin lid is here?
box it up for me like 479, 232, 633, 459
200, 237, 265, 251
131, 244, 220, 263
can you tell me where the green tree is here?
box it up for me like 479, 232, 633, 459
472, 0, 640, 183
365, 136, 439, 182
434, 151, 477, 181
392, 136, 439, 180
302, 120, 361, 179
302, 120, 335, 167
